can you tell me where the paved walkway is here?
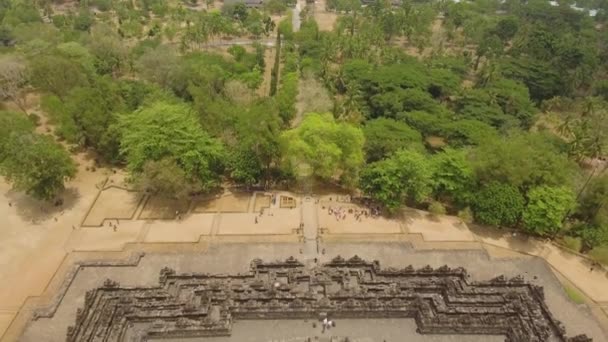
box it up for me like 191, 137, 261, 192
475, 231, 608, 303
301, 197, 319, 257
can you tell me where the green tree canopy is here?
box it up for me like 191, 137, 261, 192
134, 157, 201, 199
118, 102, 225, 193
431, 148, 474, 204
280, 113, 364, 186
360, 149, 433, 211
522, 186, 576, 236
472, 182, 524, 227
363, 118, 424, 162
470, 132, 577, 190
29, 54, 89, 100
0, 110, 34, 159
1, 133, 76, 200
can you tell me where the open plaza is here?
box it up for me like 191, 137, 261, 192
1, 168, 608, 342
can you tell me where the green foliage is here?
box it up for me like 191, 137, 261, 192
564, 285, 586, 304
494, 17, 518, 42
522, 186, 576, 236
458, 207, 473, 224
431, 148, 474, 204
574, 224, 608, 251
0, 111, 34, 159
136, 44, 179, 88
88, 24, 129, 75
0, 133, 76, 200
363, 118, 424, 162
561, 236, 583, 253
230, 100, 281, 187
470, 133, 577, 190
118, 102, 225, 191
281, 113, 364, 187
135, 157, 200, 199
276, 72, 298, 124
577, 174, 608, 227
500, 57, 565, 102
73, 9, 94, 31
455, 88, 513, 128
441, 119, 499, 147
472, 183, 524, 227
482, 77, 537, 128
589, 246, 608, 266
1, 1, 41, 27
29, 55, 89, 100
428, 201, 446, 216
269, 30, 281, 96
360, 149, 433, 211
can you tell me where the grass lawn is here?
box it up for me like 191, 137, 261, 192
564, 285, 586, 304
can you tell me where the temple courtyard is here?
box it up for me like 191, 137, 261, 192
1, 170, 608, 341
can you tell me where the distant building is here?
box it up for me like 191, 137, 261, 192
224, 0, 264, 8
244, 0, 264, 7
360, 0, 402, 7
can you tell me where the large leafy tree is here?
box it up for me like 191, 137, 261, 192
470, 132, 577, 191
280, 113, 364, 187
87, 24, 129, 75
558, 98, 608, 161
363, 118, 424, 162
472, 182, 524, 227
431, 148, 474, 204
0, 110, 33, 159
135, 158, 200, 199
522, 186, 576, 236
360, 149, 433, 211
29, 54, 89, 100
1, 133, 76, 200
0, 56, 28, 112
229, 100, 282, 187
117, 102, 225, 195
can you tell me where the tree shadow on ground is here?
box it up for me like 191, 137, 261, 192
400, 207, 425, 226
5, 187, 80, 223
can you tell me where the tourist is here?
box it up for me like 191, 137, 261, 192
255, 216, 258, 224
112, 225, 117, 232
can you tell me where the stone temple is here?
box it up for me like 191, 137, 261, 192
6, 192, 608, 341
40, 255, 591, 342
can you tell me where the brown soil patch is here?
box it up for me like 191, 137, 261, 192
192, 196, 221, 213
139, 196, 190, 219
253, 194, 271, 212
82, 187, 143, 226
219, 193, 251, 212
312, 0, 338, 31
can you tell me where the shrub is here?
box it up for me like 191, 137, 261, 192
561, 236, 582, 253
564, 285, 585, 304
589, 246, 608, 266
428, 201, 446, 216
458, 207, 473, 224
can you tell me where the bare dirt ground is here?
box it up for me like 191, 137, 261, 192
311, 0, 338, 31
319, 201, 402, 234
253, 194, 271, 212
139, 196, 191, 219
82, 187, 143, 226
258, 47, 276, 97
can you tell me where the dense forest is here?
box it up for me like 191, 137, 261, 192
1, 0, 608, 262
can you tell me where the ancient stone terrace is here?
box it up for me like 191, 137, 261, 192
65, 256, 592, 342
